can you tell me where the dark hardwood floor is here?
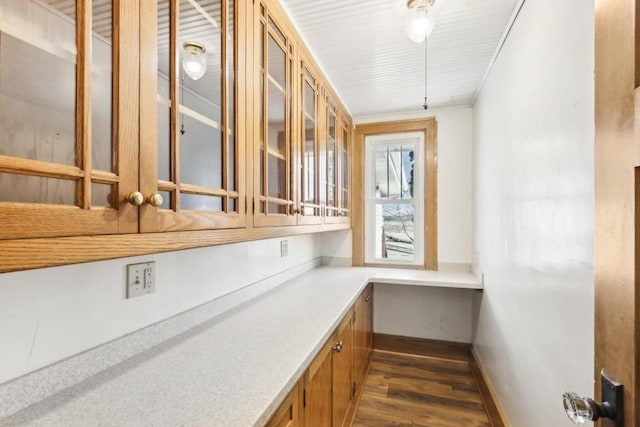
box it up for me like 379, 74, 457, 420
352, 350, 491, 427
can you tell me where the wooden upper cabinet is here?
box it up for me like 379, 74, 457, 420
0, 0, 139, 239
139, 0, 245, 233
297, 57, 322, 225
252, 1, 297, 227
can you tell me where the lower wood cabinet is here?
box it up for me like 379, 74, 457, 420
352, 284, 373, 394
267, 285, 373, 427
266, 380, 304, 427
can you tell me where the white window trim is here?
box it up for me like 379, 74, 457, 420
364, 132, 424, 266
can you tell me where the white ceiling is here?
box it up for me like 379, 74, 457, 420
280, 0, 520, 118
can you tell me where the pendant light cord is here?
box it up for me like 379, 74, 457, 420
423, 38, 429, 110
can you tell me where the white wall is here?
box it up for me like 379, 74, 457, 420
0, 234, 330, 385
471, 1, 594, 426
355, 106, 475, 342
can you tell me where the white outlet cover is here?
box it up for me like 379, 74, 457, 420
126, 261, 156, 299
280, 240, 288, 257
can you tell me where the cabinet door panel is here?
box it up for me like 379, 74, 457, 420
267, 381, 302, 427
139, 0, 245, 233
332, 315, 353, 427
304, 340, 333, 427
0, 0, 138, 239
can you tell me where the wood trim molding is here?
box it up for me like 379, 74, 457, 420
353, 118, 438, 269
373, 333, 470, 362
469, 348, 509, 427
0, 223, 350, 273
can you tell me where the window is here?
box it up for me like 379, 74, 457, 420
364, 133, 424, 265
353, 118, 437, 269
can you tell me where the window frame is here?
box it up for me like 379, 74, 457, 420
353, 118, 438, 270
364, 132, 424, 266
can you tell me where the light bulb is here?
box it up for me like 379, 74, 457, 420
406, 0, 436, 43
182, 41, 207, 80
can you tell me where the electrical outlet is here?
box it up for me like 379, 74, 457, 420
126, 261, 156, 299
280, 240, 288, 257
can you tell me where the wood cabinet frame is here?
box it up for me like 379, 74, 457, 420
0, 0, 140, 240
0, 0, 353, 274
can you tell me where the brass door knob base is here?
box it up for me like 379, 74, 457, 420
147, 193, 164, 208
126, 191, 144, 206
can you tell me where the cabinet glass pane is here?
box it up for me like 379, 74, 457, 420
0, 173, 75, 205
91, 183, 114, 208
180, 114, 222, 188
178, 0, 223, 190
91, 0, 113, 172
268, 202, 287, 215
157, 0, 171, 182
0, 1, 76, 165
180, 193, 222, 211
227, 0, 235, 191
267, 80, 286, 155
341, 128, 349, 209
268, 154, 286, 199
304, 81, 315, 117
303, 117, 315, 203
267, 35, 285, 89
158, 190, 171, 209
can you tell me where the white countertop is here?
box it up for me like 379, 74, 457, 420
0, 266, 480, 427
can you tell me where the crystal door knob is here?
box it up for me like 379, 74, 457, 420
126, 191, 144, 206
147, 193, 164, 208
562, 391, 613, 424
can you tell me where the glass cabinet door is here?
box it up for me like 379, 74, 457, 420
140, 0, 244, 232
325, 101, 339, 220
253, 2, 297, 227
0, 0, 138, 239
298, 61, 322, 225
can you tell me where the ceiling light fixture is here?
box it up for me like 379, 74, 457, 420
182, 41, 207, 80
405, 0, 437, 44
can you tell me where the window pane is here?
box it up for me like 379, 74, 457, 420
267, 34, 285, 88
375, 203, 415, 261
374, 144, 415, 200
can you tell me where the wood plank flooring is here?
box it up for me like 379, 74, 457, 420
352, 351, 491, 427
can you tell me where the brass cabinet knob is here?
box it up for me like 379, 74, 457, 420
333, 341, 343, 353
365, 295, 371, 302
147, 193, 164, 208
126, 191, 144, 206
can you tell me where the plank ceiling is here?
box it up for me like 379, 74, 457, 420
280, 0, 520, 118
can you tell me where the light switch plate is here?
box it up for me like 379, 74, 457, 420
280, 240, 288, 257
126, 261, 156, 299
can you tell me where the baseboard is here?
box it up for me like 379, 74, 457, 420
373, 333, 470, 362
469, 348, 509, 427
